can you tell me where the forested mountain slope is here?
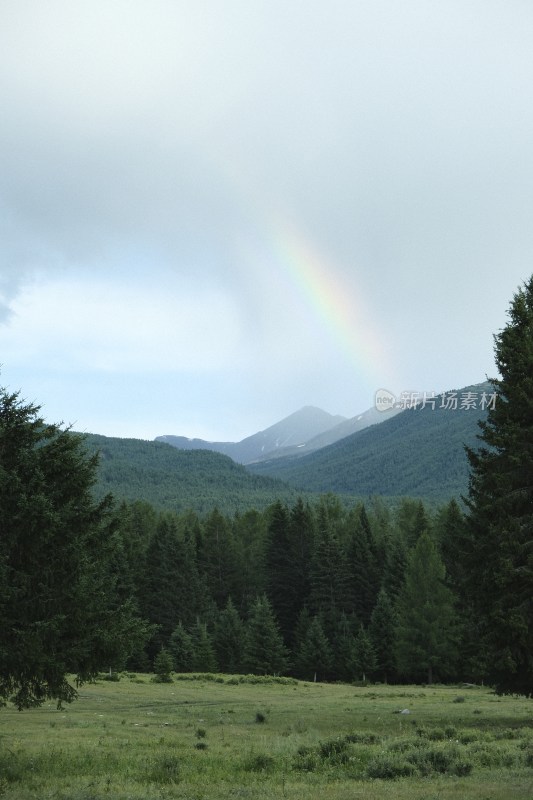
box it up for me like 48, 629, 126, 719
80, 433, 299, 514
247, 383, 493, 503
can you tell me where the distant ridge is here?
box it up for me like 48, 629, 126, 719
156, 406, 347, 464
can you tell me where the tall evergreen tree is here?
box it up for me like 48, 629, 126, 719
0, 387, 149, 708
168, 622, 195, 672
346, 504, 379, 624
396, 498, 432, 549
197, 508, 239, 609
395, 532, 457, 684
462, 277, 533, 695
287, 497, 314, 634
189, 620, 218, 673
309, 506, 352, 620
139, 517, 189, 659
369, 589, 397, 683
213, 598, 245, 674
329, 611, 358, 682
381, 533, 408, 601
294, 615, 333, 681
264, 501, 293, 642
243, 595, 289, 675
232, 509, 268, 611
353, 626, 377, 682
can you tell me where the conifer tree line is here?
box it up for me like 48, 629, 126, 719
114, 494, 470, 685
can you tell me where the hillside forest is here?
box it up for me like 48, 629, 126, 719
114, 494, 473, 686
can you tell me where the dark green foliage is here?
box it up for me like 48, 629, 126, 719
463, 277, 533, 696
264, 498, 315, 647
328, 612, 358, 682
140, 516, 200, 659
396, 499, 432, 549
168, 622, 195, 672
309, 506, 352, 618
197, 509, 239, 608
381, 533, 408, 600
345, 504, 380, 624
213, 598, 245, 673
153, 648, 174, 682
189, 620, 217, 673
0, 387, 149, 709
243, 595, 289, 675
264, 501, 293, 641
369, 589, 397, 683
293, 615, 333, 681
353, 625, 377, 682
434, 499, 466, 592
231, 509, 268, 610
395, 532, 458, 683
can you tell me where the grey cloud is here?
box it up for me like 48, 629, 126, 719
1, 1, 532, 357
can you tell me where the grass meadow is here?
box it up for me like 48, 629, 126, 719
1, 674, 532, 799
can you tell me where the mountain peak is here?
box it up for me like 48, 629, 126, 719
156, 406, 346, 464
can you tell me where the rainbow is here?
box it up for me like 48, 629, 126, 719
267, 217, 393, 385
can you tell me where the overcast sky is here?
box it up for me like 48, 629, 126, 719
1, 1, 532, 441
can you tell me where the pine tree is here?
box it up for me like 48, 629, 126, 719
213, 598, 245, 674
287, 498, 314, 635
353, 626, 377, 682
189, 620, 218, 673
396, 499, 432, 549
243, 595, 289, 675
294, 615, 333, 681
395, 532, 457, 684
140, 516, 188, 659
329, 612, 358, 682
153, 648, 174, 682
381, 533, 408, 601
168, 622, 195, 672
369, 589, 397, 683
232, 509, 268, 611
264, 501, 293, 642
309, 506, 352, 619
346, 504, 379, 624
0, 387, 149, 708
197, 509, 239, 609
462, 277, 533, 695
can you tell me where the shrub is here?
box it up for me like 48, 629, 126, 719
243, 753, 275, 772
318, 737, 349, 764
293, 746, 318, 772
366, 754, 416, 779
152, 649, 174, 683
143, 755, 180, 784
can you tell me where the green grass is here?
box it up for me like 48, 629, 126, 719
1, 676, 532, 799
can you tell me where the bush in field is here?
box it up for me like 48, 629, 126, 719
243, 753, 275, 772
142, 754, 181, 784
152, 649, 174, 683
